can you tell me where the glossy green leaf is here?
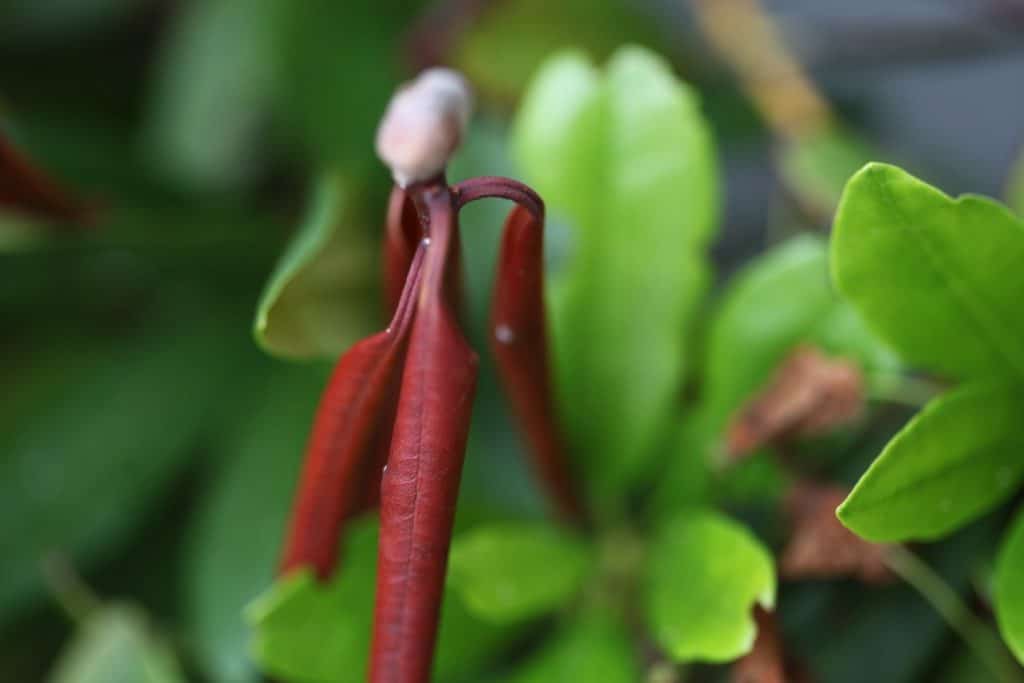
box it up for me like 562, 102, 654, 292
254, 174, 376, 359
447, 522, 591, 623
646, 509, 775, 663
504, 614, 639, 683
703, 234, 897, 437
48, 605, 185, 683
185, 365, 327, 682
838, 383, 1024, 542
833, 163, 1024, 380
779, 125, 877, 218
247, 517, 510, 682
995, 507, 1024, 664
515, 46, 719, 498
0, 313, 236, 620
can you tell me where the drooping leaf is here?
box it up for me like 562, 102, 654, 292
646, 509, 776, 662
247, 517, 510, 683
515, 46, 719, 500
832, 162, 1024, 381
0, 312, 237, 620
447, 522, 591, 623
185, 365, 327, 683
838, 383, 1024, 542
254, 174, 376, 359
995, 506, 1024, 664
504, 613, 639, 683
48, 605, 185, 683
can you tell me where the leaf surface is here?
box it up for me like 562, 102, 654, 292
838, 383, 1024, 542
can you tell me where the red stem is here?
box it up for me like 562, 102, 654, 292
370, 183, 479, 683
454, 176, 586, 524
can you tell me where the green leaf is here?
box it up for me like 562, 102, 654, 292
778, 125, 878, 218
504, 614, 639, 683
646, 509, 775, 663
514, 45, 719, 499
0, 312, 237, 620
143, 0, 277, 191
185, 365, 327, 682
833, 162, 1024, 380
48, 605, 185, 683
254, 174, 376, 359
995, 507, 1024, 664
447, 522, 592, 623
247, 516, 511, 682
838, 383, 1024, 542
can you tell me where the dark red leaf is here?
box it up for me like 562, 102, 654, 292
279, 245, 425, 579
456, 176, 586, 524
0, 129, 93, 225
732, 608, 815, 683
371, 185, 478, 683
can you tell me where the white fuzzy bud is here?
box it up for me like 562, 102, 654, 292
375, 68, 473, 187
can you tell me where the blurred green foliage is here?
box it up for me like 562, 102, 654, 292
2, 0, 1022, 681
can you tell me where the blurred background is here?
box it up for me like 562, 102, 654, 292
2, 0, 1024, 680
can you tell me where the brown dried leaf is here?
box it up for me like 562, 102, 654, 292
780, 480, 893, 584
726, 345, 864, 459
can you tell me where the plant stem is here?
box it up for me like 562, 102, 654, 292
884, 546, 1023, 683
41, 553, 101, 624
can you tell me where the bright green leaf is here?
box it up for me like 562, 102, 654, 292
504, 614, 639, 683
515, 45, 719, 499
447, 522, 591, 623
48, 605, 185, 683
995, 507, 1024, 664
247, 517, 511, 682
0, 313, 237, 620
254, 174, 376, 359
838, 383, 1024, 542
646, 509, 775, 663
185, 365, 327, 682
833, 162, 1024, 380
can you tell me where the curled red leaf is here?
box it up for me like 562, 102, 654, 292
279, 245, 425, 579
455, 176, 585, 523
370, 184, 478, 683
